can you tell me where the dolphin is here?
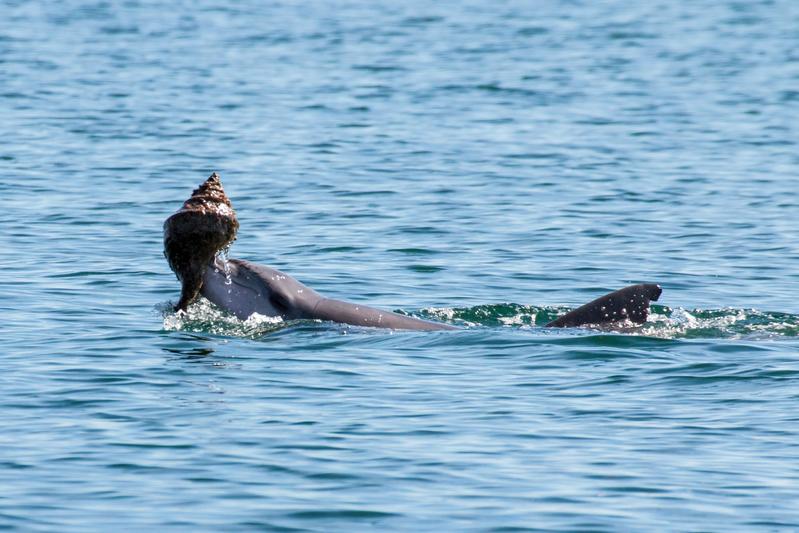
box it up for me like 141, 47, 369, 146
164, 174, 663, 331
200, 258, 661, 330
201, 257, 455, 330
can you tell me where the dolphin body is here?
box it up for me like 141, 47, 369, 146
200, 257, 661, 330
165, 174, 663, 331
201, 257, 455, 330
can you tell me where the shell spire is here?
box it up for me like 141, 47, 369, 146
163, 172, 239, 311
180, 172, 235, 212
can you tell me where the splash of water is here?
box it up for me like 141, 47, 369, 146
162, 297, 284, 338
161, 298, 799, 340
420, 304, 799, 340
217, 245, 233, 285
639, 306, 799, 340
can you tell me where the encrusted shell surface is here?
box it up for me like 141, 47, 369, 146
163, 173, 239, 311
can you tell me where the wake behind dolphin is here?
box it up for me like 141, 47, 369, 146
163, 174, 662, 331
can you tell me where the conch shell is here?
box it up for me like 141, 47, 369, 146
164, 173, 239, 311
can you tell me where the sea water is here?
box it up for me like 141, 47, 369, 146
2, 1, 799, 530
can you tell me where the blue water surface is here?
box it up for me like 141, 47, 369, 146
3, 0, 799, 531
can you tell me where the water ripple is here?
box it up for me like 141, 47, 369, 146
4, 0, 799, 530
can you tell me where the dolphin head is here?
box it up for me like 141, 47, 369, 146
164, 172, 239, 311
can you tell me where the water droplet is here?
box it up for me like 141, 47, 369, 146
217, 245, 233, 285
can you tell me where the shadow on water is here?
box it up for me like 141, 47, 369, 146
162, 346, 216, 359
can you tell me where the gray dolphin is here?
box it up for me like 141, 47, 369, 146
201, 257, 455, 330
200, 257, 661, 330
165, 174, 663, 331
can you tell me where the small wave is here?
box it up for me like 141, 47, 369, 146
420, 303, 544, 328
640, 306, 799, 340
160, 299, 799, 341
420, 304, 799, 340
160, 298, 286, 338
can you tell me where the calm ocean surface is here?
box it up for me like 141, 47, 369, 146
3, 0, 799, 531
